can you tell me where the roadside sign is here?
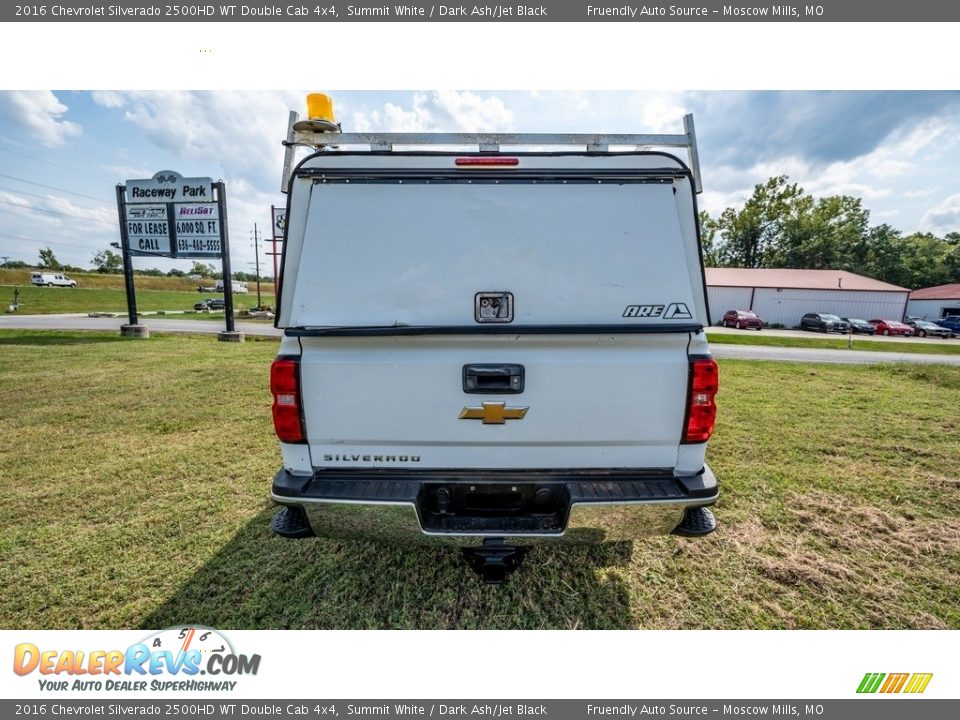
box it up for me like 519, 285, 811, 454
272, 207, 286, 239
116, 170, 238, 334
173, 203, 221, 257
126, 170, 213, 204
125, 204, 171, 256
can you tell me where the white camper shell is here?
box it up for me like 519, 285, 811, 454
269, 118, 719, 578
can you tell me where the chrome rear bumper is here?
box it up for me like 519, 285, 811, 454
271, 466, 717, 545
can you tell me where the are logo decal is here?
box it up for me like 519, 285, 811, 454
623, 302, 692, 320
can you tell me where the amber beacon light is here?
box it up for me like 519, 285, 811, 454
292, 93, 339, 133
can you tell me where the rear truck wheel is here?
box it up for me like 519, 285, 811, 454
46, 282, 52, 287
735, 321, 742, 329
672, 507, 717, 537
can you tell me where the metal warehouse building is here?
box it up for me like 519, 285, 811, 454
705, 268, 910, 328
905, 283, 960, 320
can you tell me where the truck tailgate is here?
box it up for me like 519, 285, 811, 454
298, 333, 690, 470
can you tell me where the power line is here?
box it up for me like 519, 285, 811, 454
0, 198, 116, 227
0, 185, 111, 211
0, 146, 115, 183
0, 173, 113, 204
0, 232, 109, 250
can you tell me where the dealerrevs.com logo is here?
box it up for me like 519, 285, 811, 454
857, 672, 933, 694
13, 627, 260, 693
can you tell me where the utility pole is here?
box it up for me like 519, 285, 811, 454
252, 223, 262, 308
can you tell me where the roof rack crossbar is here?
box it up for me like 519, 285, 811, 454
281, 113, 703, 194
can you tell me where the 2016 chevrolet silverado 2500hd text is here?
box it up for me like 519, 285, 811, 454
268, 94, 719, 581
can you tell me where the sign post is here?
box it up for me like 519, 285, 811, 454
270, 205, 286, 296
116, 170, 242, 341
114, 184, 146, 337
215, 180, 241, 341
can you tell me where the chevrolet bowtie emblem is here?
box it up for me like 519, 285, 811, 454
459, 402, 529, 425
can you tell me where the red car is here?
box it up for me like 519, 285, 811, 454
869, 319, 914, 337
721, 309, 764, 330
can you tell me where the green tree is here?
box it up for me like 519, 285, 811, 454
716, 176, 807, 268
91, 249, 123, 274
190, 261, 216, 277
38, 247, 61, 270
699, 210, 721, 267
772, 194, 869, 271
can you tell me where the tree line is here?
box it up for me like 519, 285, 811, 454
0, 250, 273, 283
700, 176, 960, 290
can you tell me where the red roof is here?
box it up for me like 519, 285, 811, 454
909, 283, 960, 300
705, 268, 908, 293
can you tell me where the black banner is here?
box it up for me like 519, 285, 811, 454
3, 700, 959, 719
5, 1, 960, 23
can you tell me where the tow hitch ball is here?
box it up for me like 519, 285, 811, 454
462, 539, 527, 584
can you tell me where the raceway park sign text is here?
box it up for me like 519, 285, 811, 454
126, 171, 213, 204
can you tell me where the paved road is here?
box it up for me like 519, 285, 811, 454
2, 314, 959, 365
0, 313, 282, 337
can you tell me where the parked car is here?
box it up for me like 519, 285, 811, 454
800, 313, 850, 333
904, 319, 952, 338
868, 319, 914, 336
931, 316, 960, 336
841, 318, 876, 335
721, 309, 763, 330
30, 272, 76, 288
193, 298, 225, 311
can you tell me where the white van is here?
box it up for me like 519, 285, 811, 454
215, 279, 248, 294
269, 107, 718, 580
31, 272, 76, 287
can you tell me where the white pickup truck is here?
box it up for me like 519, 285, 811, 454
269, 101, 718, 581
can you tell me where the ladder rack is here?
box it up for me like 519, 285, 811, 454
280, 111, 702, 194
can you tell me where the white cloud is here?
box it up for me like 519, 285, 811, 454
0, 91, 81, 147
920, 194, 960, 234
351, 91, 515, 133
105, 91, 302, 188
101, 164, 154, 179
91, 91, 125, 109
0, 190, 114, 227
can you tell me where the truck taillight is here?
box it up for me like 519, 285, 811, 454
270, 357, 305, 443
682, 357, 718, 444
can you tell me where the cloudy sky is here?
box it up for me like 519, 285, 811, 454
0, 90, 958, 274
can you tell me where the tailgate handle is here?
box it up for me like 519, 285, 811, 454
463, 364, 524, 394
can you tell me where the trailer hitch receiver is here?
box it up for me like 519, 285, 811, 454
462, 539, 527, 584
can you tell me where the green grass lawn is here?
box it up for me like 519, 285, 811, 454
707, 330, 960, 355
1, 285, 274, 315
0, 330, 958, 629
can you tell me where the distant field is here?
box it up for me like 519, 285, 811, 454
1, 329, 958, 630
1, 284, 275, 315
0, 268, 275, 294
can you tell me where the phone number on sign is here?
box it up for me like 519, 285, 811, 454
177, 238, 221, 253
